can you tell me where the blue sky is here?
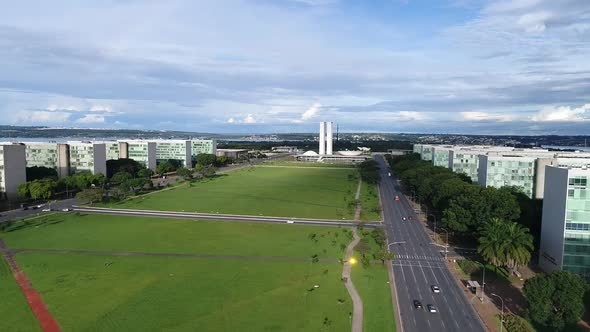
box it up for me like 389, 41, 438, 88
1, 0, 589, 134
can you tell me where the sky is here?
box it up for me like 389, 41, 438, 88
0, 0, 589, 135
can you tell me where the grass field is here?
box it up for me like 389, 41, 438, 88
17, 254, 352, 331
1, 214, 354, 260
108, 166, 361, 219
359, 182, 381, 221
1, 213, 393, 331
0, 259, 41, 332
261, 160, 356, 168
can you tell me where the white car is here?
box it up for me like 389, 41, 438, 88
61, 208, 72, 212
431, 285, 441, 293
41, 208, 51, 212
427, 304, 437, 313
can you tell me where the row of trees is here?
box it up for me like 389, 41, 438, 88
357, 160, 381, 184
387, 153, 534, 271
18, 172, 107, 200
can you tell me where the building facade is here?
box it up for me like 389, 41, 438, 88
449, 150, 480, 183
24, 142, 70, 178
478, 155, 536, 198
155, 140, 191, 167
125, 141, 157, 170
432, 146, 452, 168
191, 139, 217, 157
105, 142, 120, 160
68, 142, 107, 175
540, 167, 590, 278
0, 144, 27, 199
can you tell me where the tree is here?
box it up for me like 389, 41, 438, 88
477, 218, 533, 269
27, 179, 56, 200
524, 271, 587, 330
194, 153, 217, 166
17, 182, 30, 199
26, 166, 57, 181
156, 161, 176, 175
201, 165, 216, 178
106, 159, 142, 178
215, 155, 229, 167
111, 171, 132, 185
375, 248, 396, 264
176, 167, 193, 179
358, 160, 381, 184
137, 168, 154, 179
76, 188, 105, 204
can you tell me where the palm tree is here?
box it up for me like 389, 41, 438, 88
504, 222, 534, 270
477, 218, 508, 267
477, 218, 534, 270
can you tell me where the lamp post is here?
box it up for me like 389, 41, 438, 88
475, 261, 486, 302
490, 293, 504, 332
439, 227, 449, 259
429, 213, 438, 241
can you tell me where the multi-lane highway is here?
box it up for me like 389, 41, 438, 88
376, 155, 485, 332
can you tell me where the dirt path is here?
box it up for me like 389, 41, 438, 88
354, 178, 362, 221
342, 228, 363, 332
0, 240, 61, 332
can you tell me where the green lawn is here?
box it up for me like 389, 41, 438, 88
352, 264, 396, 332
261, 160, 356, 168
1, 214, 354, 260
108, 167, 360, 219
17, 253, 352, 332
359, 182, 381, 221
0, 259, 41, 332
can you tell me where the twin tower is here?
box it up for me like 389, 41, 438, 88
319, 121, 334, 155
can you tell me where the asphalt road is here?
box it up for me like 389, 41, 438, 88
0, 199, 79, 224
376, 155, 485, 332
72, 206, 382, 228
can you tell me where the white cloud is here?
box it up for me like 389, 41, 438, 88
89, 105, 114, 113
243, 114, 257, 124
291, 103, 322, 123
13, 110, 72, 124
517, 11, 552, 33
227, 117, 236, 123
76, 114, 106, 124
532, 104, 590, 122
397, 111, 429, 121
461, 111, 514, 122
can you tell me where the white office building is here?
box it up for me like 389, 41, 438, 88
68, 142, 107, 175
540, 166, 590, 278
0, 143, 27, 199
154, 140, 192, 167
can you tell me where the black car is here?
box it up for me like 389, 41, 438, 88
413, 300, 423, 309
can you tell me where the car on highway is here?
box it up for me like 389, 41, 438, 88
427, 304, 437, 313
413, 300, 423, 309
394, 195, 400, 201
61, 208, 72, 212
402, 217, 407, 222
42, 208, 51, 212
409, 216, 413, 221
431, 285, 441, 293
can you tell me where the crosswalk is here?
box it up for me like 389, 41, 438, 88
396, 254, 444, 261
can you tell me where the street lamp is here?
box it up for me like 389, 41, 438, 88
475, 261, 486, 303
429, 213, 438, 240
490, 293, 504, 332
439, 227, 449, 260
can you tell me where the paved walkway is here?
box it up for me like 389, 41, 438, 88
342, 229, 363, 332
354, 179, 362, 221
0, 240, 61, 332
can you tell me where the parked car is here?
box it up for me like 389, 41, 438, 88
413, 300, 423, 309
427, 304, 437, 313
431, 285, 441, 293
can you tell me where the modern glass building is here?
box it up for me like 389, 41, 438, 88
449, 150, 480, 183
0, 143, 27, 199
540, 167, 590, 279
68, 142, 107, 175
24, 142, 70, 178
105, 142, 120, 160
478, 155, 536, 198
154, 140, 191, 167
191, 139, 216, 157
124, 141, 157, 170
420, 145, 433, 161
432, 147, 452, 168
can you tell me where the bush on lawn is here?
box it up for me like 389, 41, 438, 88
502, 314, 533, 332
457, 259, 479, 275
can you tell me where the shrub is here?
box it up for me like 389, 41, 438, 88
457, 259, 480, 275
502, 314, 533, 332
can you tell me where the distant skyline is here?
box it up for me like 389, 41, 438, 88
1, 0, 589, 134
